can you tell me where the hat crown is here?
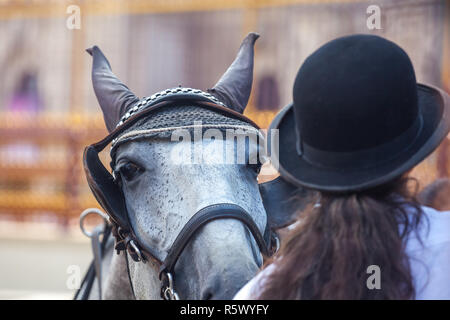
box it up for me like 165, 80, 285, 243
293, 34, 418, 153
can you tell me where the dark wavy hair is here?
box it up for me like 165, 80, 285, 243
257, 177, 424, 300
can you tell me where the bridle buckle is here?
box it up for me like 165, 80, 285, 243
161, 272, 180, 300
128, 239, 145, 263
113, 226, 146, 263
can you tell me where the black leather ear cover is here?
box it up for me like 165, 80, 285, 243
84, 146, 130, 230
259, 176, 308, 229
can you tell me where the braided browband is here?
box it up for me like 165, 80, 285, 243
111, 87, 229, 148
116, 87, 227, 128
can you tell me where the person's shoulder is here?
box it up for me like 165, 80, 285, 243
406, 205, 450, 252
407, 206, 450, 299
420, 205, 450, 216
419, 205, 450, 228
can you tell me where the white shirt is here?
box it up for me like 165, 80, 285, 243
234, 206, 450, 300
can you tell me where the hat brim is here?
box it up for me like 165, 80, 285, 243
269, 83, 450, 192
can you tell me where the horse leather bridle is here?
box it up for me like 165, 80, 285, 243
83, 96, 280, 299
123, 203, 277, 300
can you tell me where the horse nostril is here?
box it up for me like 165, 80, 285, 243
201, 290, 214, 300
201, 277, 221, 300
200, 273, 250, 300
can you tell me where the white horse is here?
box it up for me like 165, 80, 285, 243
77, 33, 281, 300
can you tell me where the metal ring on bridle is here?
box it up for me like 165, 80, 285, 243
163, 272, 180, 300
128, 239, 145, 262
273, 233, 280, 254
80, 208, 110, 238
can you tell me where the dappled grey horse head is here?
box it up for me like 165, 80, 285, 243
86, 33, 273, 299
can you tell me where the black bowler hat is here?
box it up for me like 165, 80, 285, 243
269, 34, 450, 192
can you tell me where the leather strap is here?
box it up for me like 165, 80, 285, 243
74, 224, 112, 300
159, 203, 270, 277
91, 225, 104, 299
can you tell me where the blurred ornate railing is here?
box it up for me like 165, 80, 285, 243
0, 112, 108, 222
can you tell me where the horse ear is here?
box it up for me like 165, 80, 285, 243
207, 32, 259, 114
259, 177, 308, 229
86, 46, 139, 132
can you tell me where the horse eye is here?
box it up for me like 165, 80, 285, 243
118, 162, 143, 181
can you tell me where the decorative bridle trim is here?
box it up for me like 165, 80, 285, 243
115, 87, 228, 128
111, 124, 264, 148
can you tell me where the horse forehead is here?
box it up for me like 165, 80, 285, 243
132, 139, 260, 197
115, 136, 259, 161
114, 140, 167, 163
